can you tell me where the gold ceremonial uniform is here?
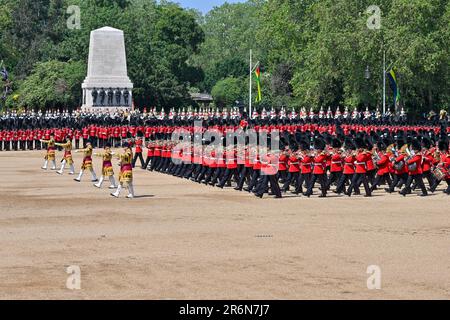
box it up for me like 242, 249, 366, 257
56, 141, 73, 165
96, 150, 114, 177
118, 149, 133, 185
81, 145, 93, 170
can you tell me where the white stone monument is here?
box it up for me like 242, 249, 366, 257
81, 26, 133, 111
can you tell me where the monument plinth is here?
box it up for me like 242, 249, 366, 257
82, 27, 133, 111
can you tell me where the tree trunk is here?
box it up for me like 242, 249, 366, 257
428, 88, 433, 111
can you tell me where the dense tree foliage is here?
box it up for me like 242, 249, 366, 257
13, 60, 86, 110
195, 0, 449, 114
211, 77, 247, 108
1, 0, 204, 110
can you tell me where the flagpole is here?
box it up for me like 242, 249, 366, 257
249, 49, 252, 118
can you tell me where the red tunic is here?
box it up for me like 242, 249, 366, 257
354, 152, 368, 174
278, 153, 288, 172
407, 154, 423, 175
343, 155, 355, 175
301, 155, 313, 174
393, 154, 408, 175
312, 153, 328, 175
330, 153, 343, 173
288, 154, 300, 173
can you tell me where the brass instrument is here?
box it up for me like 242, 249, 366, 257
403, 146, 418, 171
372, 151, 381, 164
399, 144, 409, 155
386, 144, 395, 154
433, 150, 441, 162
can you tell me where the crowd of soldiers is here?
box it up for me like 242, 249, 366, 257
142, 121, 450, 199
0, 106, 448, 151
6, 106, 448, 199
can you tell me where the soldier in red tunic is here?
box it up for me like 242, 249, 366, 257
281, 143, 300, 193
335, 138, 356, 194
429, 140, 450, 194
217, 145, 239, 188
253, 146, 282, 199
346, 137, 372, 197
370, 140, 393, 192
399, 139, 428, 196
132, 135, 145, 169
297, 140, 313, 195
385, 141, 409, 193
144, 138, 155, 170
420, 137, 436, 188
304, 138, 328, 198
326, 138, 343, 191
234, 145, 252, 191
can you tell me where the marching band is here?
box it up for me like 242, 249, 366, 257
1, 107, 449, 199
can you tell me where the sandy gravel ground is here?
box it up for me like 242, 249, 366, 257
0, 150, 449, 300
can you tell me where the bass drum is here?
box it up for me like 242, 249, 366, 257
432, 165, 446, 181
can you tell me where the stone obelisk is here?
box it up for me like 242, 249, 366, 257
81, 26, 133, 111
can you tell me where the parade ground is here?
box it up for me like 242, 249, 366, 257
0, 150, 449, 300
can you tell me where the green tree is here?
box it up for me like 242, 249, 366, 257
193, 0, 265, 91
8, 60, 86, 110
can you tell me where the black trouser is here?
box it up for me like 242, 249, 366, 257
371, 174, 392, 192
177, 163, 187, 177
191, 164, 202, 180
196, 166, 210, 182
327, 171, 342, 190
430, 177, 442, 192
132, 152, 145, 168
306, 174, 327, 197
236, 166, 252, 190
144, 156, 153, 169
183, 163, 196, 178
156, 157, 167, 171
367, 169, 376, 185
175, 164, 185, 176
388, 173, 408, 192
5, 141, 10, 151
35, 139, 41, 150
210, 167, 225, 185
401, 174, 427, 195
218, 168, 237, 187
247, 169, 261, 192
278, 170, 288, 183
282, 172, 299, 192
0, 141, 3, 151
255, 174, 282, 198
173, 163, 185, 176
150, 156, 160, 171
335, 173, 352, 194
203, 167, 216, 184
348, 173, 371, 196
445, 180, 450, 194
297, 172, 311, 194
161, 158, 171, 172
422, 171, 435, 188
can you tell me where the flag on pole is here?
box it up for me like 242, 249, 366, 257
254, 65, 262, 103
387, 68, 400, 108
